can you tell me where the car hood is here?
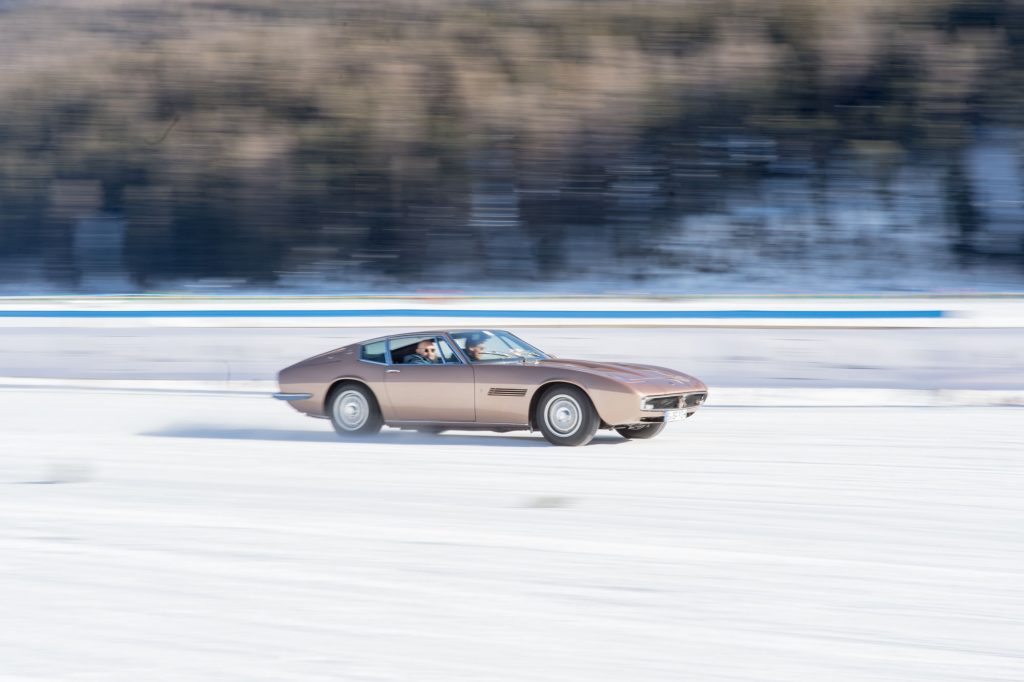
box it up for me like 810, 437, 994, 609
537, 358, 705, 390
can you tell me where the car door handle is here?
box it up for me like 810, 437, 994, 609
386, 369, 401, 374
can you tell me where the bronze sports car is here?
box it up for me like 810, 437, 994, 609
273, 329, 707, 446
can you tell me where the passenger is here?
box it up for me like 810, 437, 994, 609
405, 339, 439, 364
464, 335, 487, 362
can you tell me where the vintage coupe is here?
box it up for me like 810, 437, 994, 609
273, 329, 707, 446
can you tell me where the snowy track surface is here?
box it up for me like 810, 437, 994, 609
4, 326, 1024, 388
2, 389, 1022, 681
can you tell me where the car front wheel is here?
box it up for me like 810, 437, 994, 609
328, 383, 383, 437
615, 423, 666, 440
536, 385, 599, 446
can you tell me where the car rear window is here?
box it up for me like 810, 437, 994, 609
360, 340, 387, 364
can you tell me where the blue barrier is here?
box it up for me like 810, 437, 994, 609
0, 309, 946, 319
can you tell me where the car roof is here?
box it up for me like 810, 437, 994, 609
359, 329, 510, 344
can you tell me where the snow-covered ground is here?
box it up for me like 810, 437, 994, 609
1, 388, 1022, 681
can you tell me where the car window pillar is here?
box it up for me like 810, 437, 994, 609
443, 333, 471, 365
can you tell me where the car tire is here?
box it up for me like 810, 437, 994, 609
535, 385, 599, 447
327, 383, 383, 437
615, 423, 666, 440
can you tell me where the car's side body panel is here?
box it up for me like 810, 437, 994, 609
279, 346, 390, 419
470, 363, 540, 425
469, 363, 634, 425
384, 363, 476, 421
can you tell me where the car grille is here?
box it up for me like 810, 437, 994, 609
644, 395, 681, 410
643, 392, 707, 410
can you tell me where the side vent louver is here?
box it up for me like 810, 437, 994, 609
488, 387, 527, 397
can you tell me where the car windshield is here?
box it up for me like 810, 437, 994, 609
450, 330, 549, 362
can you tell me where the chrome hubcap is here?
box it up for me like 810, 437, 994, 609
545, 395, 581, 436
334, 390, 368, 430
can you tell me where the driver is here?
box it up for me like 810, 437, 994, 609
405, 339, 440, 364
464, 335, 487, 362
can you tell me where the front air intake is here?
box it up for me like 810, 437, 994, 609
685, 392, 707, 407
643, 395, 682, 410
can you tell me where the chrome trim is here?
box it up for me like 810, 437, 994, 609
488, 387, 527, 397
273, 392, 312, 401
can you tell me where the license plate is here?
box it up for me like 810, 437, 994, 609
664, 410, 686, 422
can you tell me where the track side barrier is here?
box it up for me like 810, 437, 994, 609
0, 295, 1021, 327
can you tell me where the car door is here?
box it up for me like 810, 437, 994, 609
467, 361, 532, 425
383, 335, 475, 422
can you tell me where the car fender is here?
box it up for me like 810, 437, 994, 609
531, 371, 638, 427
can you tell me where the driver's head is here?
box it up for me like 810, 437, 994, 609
465, 335, 485, 361
415, 340, 438, 362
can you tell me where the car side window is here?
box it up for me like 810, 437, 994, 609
435, 337, 463, 364
388, 335, 430, 365
360, 340, 387, 364
386, 335, 463, 365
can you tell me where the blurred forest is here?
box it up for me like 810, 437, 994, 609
1, 0, 1024, 291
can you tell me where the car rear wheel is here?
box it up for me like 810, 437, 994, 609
615, 423, 666, 440
536, 385, 599, 446
328, 383, 383, 437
